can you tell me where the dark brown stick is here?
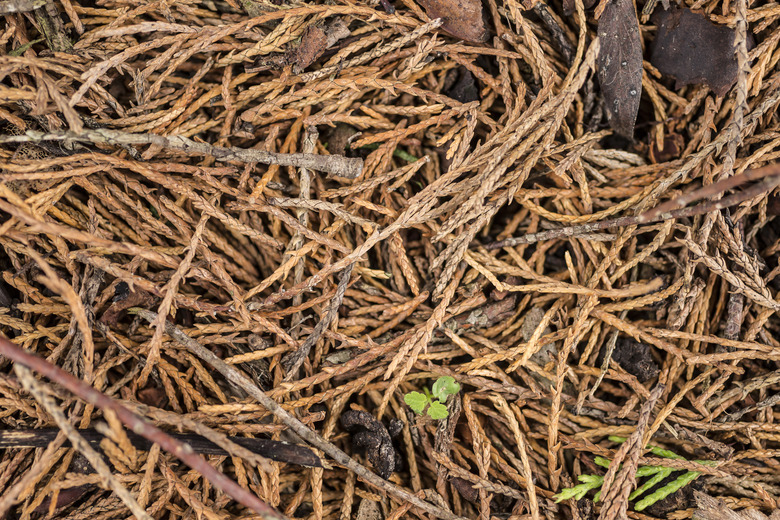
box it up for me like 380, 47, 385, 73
0, 337, 288, 520
636, 163, 780, 223
0, 428, 321, 467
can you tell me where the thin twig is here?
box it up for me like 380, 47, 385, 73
128, 307, 469, 520
0, 336, 287, 520
0, 128, 363, 177
484, 163, 780, 248
0, 429, 66, 518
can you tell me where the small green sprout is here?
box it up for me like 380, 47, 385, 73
554, 436, 717, 511
404, 376, 460, 420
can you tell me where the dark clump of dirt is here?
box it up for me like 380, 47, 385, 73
610, 338, 660, 383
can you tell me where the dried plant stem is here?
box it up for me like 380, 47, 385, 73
0, 428, 321, 468
128, 308, 468, 520
0, 128, 363, 177
598, 385, 664, 520
0, 337, 286, 520
282, 263, 354, 380
13, 364, 154, 520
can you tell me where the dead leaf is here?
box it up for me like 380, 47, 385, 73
693, 491, 780, 520
278, 19, 351, 74
99, 283, 155, 327
324, 18, 351, 48
650, 7, 748, 97
291, 25, 328, 73
649, 132, 684, 163
597, 0, 643, 138
416, 0, 489, 43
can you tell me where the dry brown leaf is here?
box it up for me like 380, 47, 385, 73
650, 6, 747, 97
597, 0, 643, 138
356, 498, 383, 520
416, 0, 489, 42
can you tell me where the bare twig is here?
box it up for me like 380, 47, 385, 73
0, 429, 66, 518
0, 337, 287, 520
0, 128, 363, 177
0, 428, 322, 468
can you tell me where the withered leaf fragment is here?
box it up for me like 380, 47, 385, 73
290, 20, 350, 74
650, 7, 744, 97
597, 0, 643, 138
291, 25, 328, 73
416, 0, 489, 43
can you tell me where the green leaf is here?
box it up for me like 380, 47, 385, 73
427, 400, 449, 420
431, 376, 460, 402
404, 392, 428, 414
629, 467, 672, 502
553, 487, 580, 502
635, 465, 670, 477
635, 471, 701, 511
554, 476, 603, 503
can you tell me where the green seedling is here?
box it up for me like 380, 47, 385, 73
404, 376, 460, 420
554, 436, 717, 511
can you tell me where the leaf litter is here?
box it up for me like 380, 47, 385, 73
0, 0, 779, 518
650, 6, 750, 97
597, 0, 643, 138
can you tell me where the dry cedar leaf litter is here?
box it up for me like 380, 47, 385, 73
693, 491, 780, 520
0, 0, 779, 518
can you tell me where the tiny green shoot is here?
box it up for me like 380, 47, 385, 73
404, 376, 460, 420
553, 436, 717, 511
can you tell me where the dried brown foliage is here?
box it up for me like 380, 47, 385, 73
1, 0, 780, 519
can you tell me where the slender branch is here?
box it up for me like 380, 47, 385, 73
128, 307, 469, 520
0, 430, 67, 518
0, 337, 287, 520
485, 163, 780, 249
0, 128, 363, 178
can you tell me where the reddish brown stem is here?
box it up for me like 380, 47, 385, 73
0, 337, 287, 520
485, 164, 780, 249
